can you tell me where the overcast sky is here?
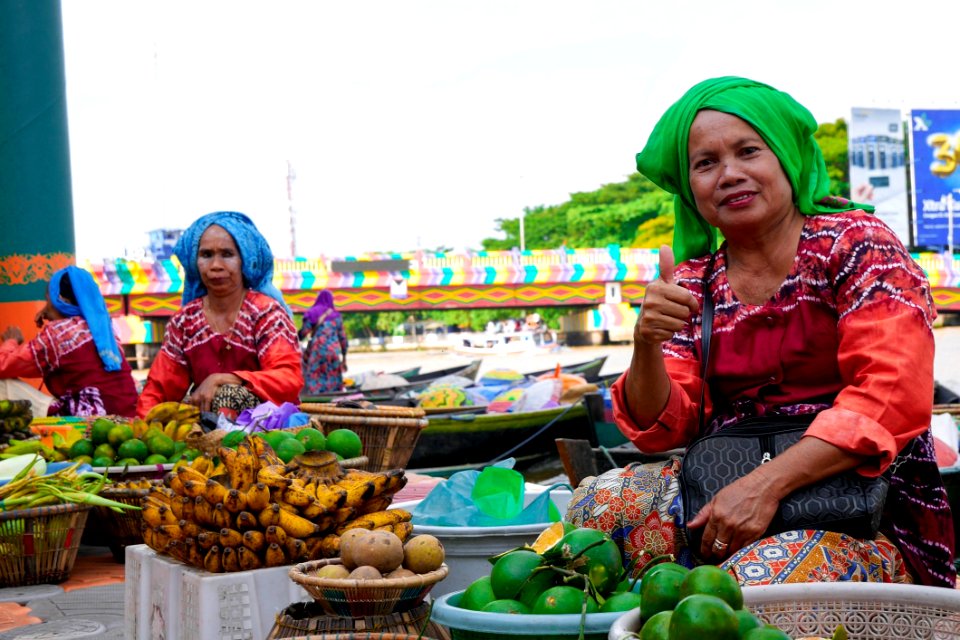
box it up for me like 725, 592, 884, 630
60, 0, 960, 262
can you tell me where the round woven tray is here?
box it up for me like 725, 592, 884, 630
0, 502, 93, 587
288, 558, 449, 618
266, 600, 447, 640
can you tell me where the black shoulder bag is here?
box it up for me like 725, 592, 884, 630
678, 255, 889, 551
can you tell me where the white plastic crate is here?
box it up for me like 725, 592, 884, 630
124, 544, 313, 640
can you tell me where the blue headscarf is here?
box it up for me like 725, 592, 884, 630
49, 266, 124, 372
173, 211, 290, 314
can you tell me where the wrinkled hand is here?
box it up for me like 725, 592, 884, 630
2, 326, 23, 344
634, 245, 699, 346
687, 471, 781, 560
185, 374, 228, 413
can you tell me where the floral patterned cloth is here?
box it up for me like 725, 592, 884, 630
301, 311, 348, 395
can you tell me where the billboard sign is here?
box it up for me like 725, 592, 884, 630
849, 108, 910, 244
910, 110, 960, 249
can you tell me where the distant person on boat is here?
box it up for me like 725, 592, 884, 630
0, 266, 138, 417
566, 77, 955, 587
137, 211, 303, 418
299, 289, 348, 394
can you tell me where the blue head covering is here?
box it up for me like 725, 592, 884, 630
173, 211, 290, 314
49, 266, 124, 372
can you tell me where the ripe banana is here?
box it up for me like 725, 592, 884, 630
285, 537, 307, 562
282, 485, 319, 509
177, 465, 209, 485
300, 499, 326, 519
164, 471, 186, 497
142, 503, 164, 528
219, 528, 243, 549
163, 420, 179, 439
221, 546, 240, 572
277, 508, 322, 539
210, 503, 233, 530
258, 504, 282, 529
203, 479, 230, 506
391, 521, 414, 541
185, 538, 204, 568
237, 545, 262, 571
204, 545, 223, 573
196, 530, 218, 550
264, 543, 287, 567
235, 510, 258, 531
222, 489, 248, 514
241, 530, 266, 554
193, 497, 216, 527
145, 401, 180, 424
244, 483, 270, 512
181, 480, 206, 501
265, 525, 288, 547
175, 403, 200, 424
317, 534, 341, 559
257, 465, 290, 490
313, 484, 348, 511
175, 423, 194, 442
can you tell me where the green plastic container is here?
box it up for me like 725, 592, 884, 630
430, 591, 623, 640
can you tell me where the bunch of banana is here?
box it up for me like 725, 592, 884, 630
132, 401, 201, 442
0, 400, 33, 442
141, 434, 411, 572
106, 478, 157, 490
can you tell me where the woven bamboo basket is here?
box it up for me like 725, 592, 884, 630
284, 634, 442, 640
90, 482, 160, 562
299, 405, 427, 472
288, 558, 449, 618
267, 600, 448, 639
0, 503, 93, 587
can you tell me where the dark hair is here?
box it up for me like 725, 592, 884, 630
58, 272, 77, 305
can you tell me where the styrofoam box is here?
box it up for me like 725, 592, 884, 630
124, 544, 312, 640
393, 483, 573, 598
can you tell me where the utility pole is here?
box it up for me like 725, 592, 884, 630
287, 160, 297, 257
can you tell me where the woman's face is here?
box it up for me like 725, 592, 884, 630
687, 110, 796, 239
197, 225, 243, 298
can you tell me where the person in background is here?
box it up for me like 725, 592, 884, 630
137, 211, 303, 418
566, 76, 955, 587
0, 266, 138, 416
299, 290, 348, 394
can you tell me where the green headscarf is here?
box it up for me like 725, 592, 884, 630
636, 76, 873, 263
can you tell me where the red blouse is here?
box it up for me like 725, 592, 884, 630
137, 291, 303, 417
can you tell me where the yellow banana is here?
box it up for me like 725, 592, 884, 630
197, 530, 218, 550
163, 419, 179, 439
177, 465, 209, 485
391, 521, 414, 541
193, 497, 216, 527
219, 528, 244, 549
300, 499, 326, 519
222, 489, 248, 514
185, 538, 204, 568
244, 483, 270, 512
235, 511, 258, 532
232, 443, 257, 493
247, 435, 281, 466
141, 525, 157, 550
204, 545, 223, 573
175, 423, 194, 442
210, 503, 233, 530
241, 530, 266, 554
165, 539, 188, 563
237, 545, 262, 571
221, 546, 240, 572
145, 401, 180, 424
190, 456, 214, 476
181, 520, 202, 540
164, 471, 186, 497
180, 496, 196, 522
141, 503, 165, 528
264, 543, 287, 567
381, 469, 407, 497
152, 526, 171, 550
265, 525, 288, 547
175, 403, 200, 424
318, 534, 341, 559
285, 537, 307, 562
277, 508, 322, 539
313, 484, 347, 511
341, 479, 376, 510
181, 480, 206, 500
356, 495, 392, 516
131, 418, 149, 439
203, 479, 230, 506
258, 504, 282, 529
282, 485, 318, 509
257, 465, 291, 490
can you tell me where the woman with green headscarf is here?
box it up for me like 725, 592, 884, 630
565, 77, 955, 588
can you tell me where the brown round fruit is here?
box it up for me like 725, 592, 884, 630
402, 534, 445, 573
385, 567, 417, 579
339, 528, 371, 570
348, 565, 384, 580
349, 530, 405, 573
315, 564, 350, 580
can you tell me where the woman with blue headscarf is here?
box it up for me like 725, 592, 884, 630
137, 212, 303, 418
0, 266, 138, 417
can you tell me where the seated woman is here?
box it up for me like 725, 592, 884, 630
0, 266, 138, 417
137, 211, 303, 418
566, 77, 956, 587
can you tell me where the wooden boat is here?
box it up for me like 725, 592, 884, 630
301, 360, 481, 404
523, 355, 609, 383
403, 359, 482, 390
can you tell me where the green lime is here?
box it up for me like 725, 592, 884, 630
460, 576, 497, 611
142, 426, 165, 442
107, 424, 134, 448
741, 628, 792, 640
490, 550, 544, 600
640, 563, 685, 621
220, 430, 246, 449
532, 585, 598, 615
639, 610, 672, 640
117, 457, 142, 467
117, 439, 149, 462
92, 456, 114, 468
325, 428, 362, 459
93, 443, 116, 462
144, 454, 168, 465
275, 438, 306, 464
735, 608, 764, 636
73, 455, 93, 466
147, 435, 176, 458
173, 441, 187, 454
68, 439, 95, 460
90, 419, 115, 446
516, 566, 558, 609
544, 527, 622, 595
181, 448, 201, 461
296, 427, 326, 452
678, 565, 743, 610
481, 599, 530, 614
261, 430, 290, 452
668, 594, 739, 640
599, 590, 641, 613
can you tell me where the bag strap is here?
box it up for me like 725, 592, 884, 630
697, 252, 717, 432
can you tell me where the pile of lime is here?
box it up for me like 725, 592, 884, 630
220, 426, 363, 464
67, 419, 201, 468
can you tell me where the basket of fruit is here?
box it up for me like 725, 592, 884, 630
288, 529, 449, 617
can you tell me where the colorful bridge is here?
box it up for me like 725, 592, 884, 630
86, 247, 960, 343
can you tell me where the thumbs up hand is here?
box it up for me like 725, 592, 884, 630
635, 245, 700, 346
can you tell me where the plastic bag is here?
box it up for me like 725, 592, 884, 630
410, 458, 568, 527
236, 401, 300, 432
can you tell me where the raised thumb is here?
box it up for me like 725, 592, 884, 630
658, 245, 676, 284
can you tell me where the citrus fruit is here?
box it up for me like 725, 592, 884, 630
481, 599, 530, 614
490, 550, 545, 600
599, 590, 641, 613
546, 527, 622, 595
92, 456, 114, 468
90, 419, 115, 445
275, 438, 306, 464
148, 434, 176, 458
641, 561, 688, 582
107, 424, 134, 448
678, 565, 743, 610
530, 520, 576, 554
296, 427, 326, 452
326, 428, 362, 459
68, 439, 95, 460
516, 566, 558, 608
742, 626, 791, 639
532, 585, 598, 615
460, 575, 497, 611
261, 430, 291, 452
735, 608, 764, 635
668, 594, 739, 640
181, 448, 201, 461
639, 609, 672, 640
173, 441, 187, 454
144, 454, 168, 465
142, 426, 165, 442
220, 430, 246, 449
639, 564, 685, 621
74, 455, 93, 466
118, 439, 149, 462
93, 443, 116, 462
117, 457, 142, 467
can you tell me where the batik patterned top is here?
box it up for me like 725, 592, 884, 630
611, 209, 956, 587
0, 317, 138, 417
137, 290, 303, 416
300, 311, 348, 394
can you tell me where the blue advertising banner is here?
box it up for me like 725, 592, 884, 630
910, 110, 960, 249
849, 108, 910, 244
